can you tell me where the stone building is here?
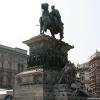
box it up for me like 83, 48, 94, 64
77, 50, 100, 96
77, 62, 90, 90
89, 50, 100, 95
0, 44, 27, 89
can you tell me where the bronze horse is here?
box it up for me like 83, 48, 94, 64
39, 3, 64, 40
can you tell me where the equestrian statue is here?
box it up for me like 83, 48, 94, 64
39, 3, 64, 40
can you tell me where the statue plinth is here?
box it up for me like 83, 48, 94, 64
23, 34, 74, 69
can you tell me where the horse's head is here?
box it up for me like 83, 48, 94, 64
41, 3, 49, 11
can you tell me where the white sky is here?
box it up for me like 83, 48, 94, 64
0, 0, 100, 65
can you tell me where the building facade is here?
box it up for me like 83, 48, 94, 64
0, 44, 27, 89
89, 51, 100, 95
77, 62, 90, 90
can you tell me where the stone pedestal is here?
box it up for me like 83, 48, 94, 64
14, 35, 88, 100
23, 34, 73, 70
14, 69, 43, 100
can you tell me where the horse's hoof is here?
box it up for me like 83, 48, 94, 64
51, 36, 55, 38
53, 37, 55, 39
40, 32, 44, 35
60, 36, 64, 41
60, 38, 63, 41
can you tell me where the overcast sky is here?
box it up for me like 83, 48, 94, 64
0, 0, 100, 65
